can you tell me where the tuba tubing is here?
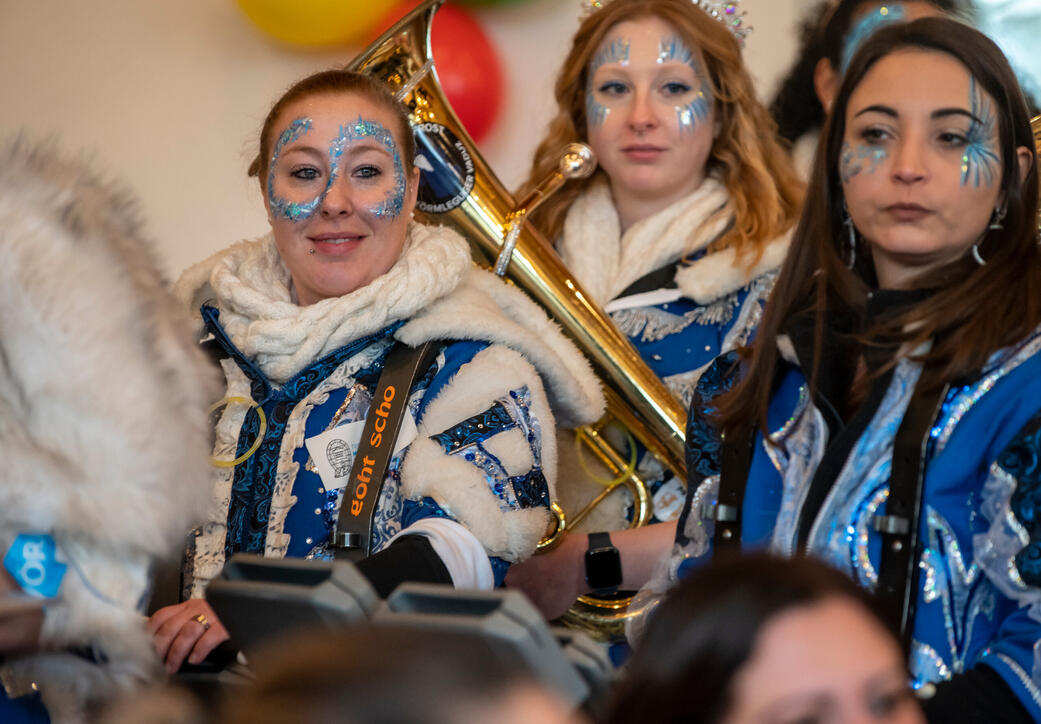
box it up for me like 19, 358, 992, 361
349, 0, 688, 480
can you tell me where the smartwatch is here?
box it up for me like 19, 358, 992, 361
584, 531, 622, 595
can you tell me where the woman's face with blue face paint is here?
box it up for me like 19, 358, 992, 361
585, 16, 716, 212
841, 49, 1016, 289
264, 92, 419, 306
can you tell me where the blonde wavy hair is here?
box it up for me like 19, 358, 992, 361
518, 0, 803, 267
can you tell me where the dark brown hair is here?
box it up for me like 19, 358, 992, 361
221, 625, 542, 724
518, 0, 802, 265
769, 0, 957, 144
716, 17, 1041, 440
603, 553, 888, 724
247, 69, 415, 182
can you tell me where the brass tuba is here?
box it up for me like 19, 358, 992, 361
349, 0, 687, 636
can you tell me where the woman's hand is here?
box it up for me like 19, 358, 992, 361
147, 599, 229, 674
506, 522, 677, 620
505, 533, 587, 620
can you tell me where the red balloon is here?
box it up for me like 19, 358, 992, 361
367, 2, 503, 143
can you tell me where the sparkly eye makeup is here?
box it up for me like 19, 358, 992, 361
332, 117, 406, 219
268, 118, 325, 222
657, 34, 694, 66
586, 31, 713, 134
587, 87, 611, 129
840, 140, 888, 184
590, 38, 631, 72
267, 115, 406, 222
961, 77, 1000, 188
586, 38, 631, 128
842, 4, 907, 71
658, 36, 711, 134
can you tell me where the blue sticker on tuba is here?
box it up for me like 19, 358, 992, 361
4, 534, 67, 599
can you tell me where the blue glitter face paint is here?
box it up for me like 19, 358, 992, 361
332, 116, 406, 219
657, 34, 694, 67
268, 118, 328, 222
842, 4, 907, 71
267, 115, 405, 223
961, 76, 1000, 188
587, 38, 631, 129
676, 87, 711, 135
586, 88, 610, 130
591, 38, 631, 73
657, 35, 712, 134
840, 140, 888, 184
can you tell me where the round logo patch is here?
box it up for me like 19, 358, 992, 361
326, 438, 353, 479
413, 122, 475, 214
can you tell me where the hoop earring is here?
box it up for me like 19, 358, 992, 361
842, 202, 857, 269
972, 241, 986, 266
989, 204, 1006, 231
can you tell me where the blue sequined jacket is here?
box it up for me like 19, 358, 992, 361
556, 179, 789, 522
669, 327, 1041, 717
174, 226, 604, 597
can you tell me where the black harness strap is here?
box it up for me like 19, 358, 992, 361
874, 375, 948, 653
331, 341, 438, 562
709, 369, 948, 654
711, 428, 755, 557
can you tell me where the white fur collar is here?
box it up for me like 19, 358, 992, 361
558, 178, 791, 306
674, 229, 791, 305
398, 268, 605, 428
557, 176, 730, 304
174, 223, 471, 384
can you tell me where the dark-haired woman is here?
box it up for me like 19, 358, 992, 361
770, 0, 955, 174
147, 69, 603, 674
657, 18, 1041, 722
607, 554, 925, 724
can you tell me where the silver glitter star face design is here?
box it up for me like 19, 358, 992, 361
840, 140, 888, 184
961, 76, 1000, 188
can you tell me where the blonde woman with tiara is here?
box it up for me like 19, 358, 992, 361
505, 0, 803, 620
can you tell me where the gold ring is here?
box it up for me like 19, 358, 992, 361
193, 613, 211, 631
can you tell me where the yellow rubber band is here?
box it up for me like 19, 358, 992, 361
574, 426, 638, 488
208, 397, 267, 468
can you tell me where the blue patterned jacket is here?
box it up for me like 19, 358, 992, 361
188, 308, 550, 591
176, 230, 604, 599
671, 328, 1041, 717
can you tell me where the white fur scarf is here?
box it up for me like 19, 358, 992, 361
557, 177, 790, 306
174, 223, 472, 384
0, 141, 217, 721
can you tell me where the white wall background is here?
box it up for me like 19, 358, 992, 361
0, 0, 801, 279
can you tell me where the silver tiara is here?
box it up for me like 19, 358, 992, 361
581, 1, 752, 47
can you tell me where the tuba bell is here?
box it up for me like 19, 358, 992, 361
349, 0, 688, 639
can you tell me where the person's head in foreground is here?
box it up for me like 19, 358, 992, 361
605, 554, 924, 724
221, 625, 585, 724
